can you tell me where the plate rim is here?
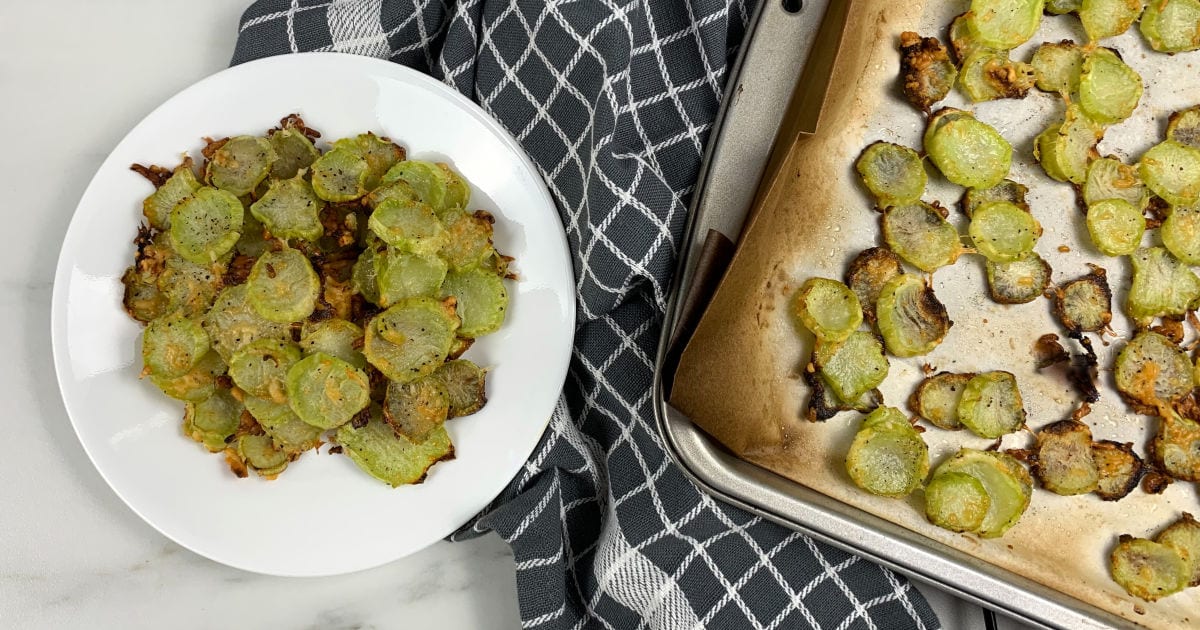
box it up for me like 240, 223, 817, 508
49, 51, 575, 576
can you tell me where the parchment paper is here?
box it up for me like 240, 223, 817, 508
670, 1, 1200, 627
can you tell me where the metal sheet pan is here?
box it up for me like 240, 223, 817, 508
651, 0, 1191, 627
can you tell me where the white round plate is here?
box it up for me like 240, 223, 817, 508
51, 53, 575, 577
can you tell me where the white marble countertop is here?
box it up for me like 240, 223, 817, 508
0, 2, 521, 628
0, 2, 1031, 628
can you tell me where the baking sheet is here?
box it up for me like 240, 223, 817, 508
670, 0, 1200, 627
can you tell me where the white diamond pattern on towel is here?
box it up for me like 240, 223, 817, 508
231, 1, 943, 628
590, 509, 703, 630
327, 0, 391, 56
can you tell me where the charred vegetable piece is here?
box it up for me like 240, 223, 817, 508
845, 248, 902, 325
1127, 247, 1200, 321
855, 142, 926, 207
332, 133, 405, 191
1162, 205, 1200, 264
169, 187, 244, 264
381, 160, 468, 213
201, 285, 291, 362
1140, 141, 1200, 207
925, 111, 1013, 189
986, 254, 1052, 304
150, 351, 226, 402
369, 198, 447, 255
447, 336, 474, 361
383, 377, 450, 441
243, 395, 323, 454
813, 331, 890, 403
1034, 106, 1102, 185
948, 13, 984, 62
437, 165, 471, 212
352, 243, 382, 305
1084, 156, 1147, 210
933, 449, 1032, 538
1153, 410, 1200, 481
433, 359, 487, 418
249, 175, 325, 242
285, 352, 371, 429
142, 159, 202, 229
142, 312, 210, 378
1032, 333, 1071, 369
246, 247, 320, 323
1110, 537, 1189, 601
440, 209, 496, 271
481, 251, 512, 283
206, 136, 276, 197
833, 389, 884, 418
236, 212, 270, 258
1115, 331, 1194, 407
268, 127, 320, 180
228, 338, 302, 402
1030, 420, 1098, 495
1157, 513, 1200, 586
316, 261, 354, 320
365, 179, 420, 210
1053, 266, 1112, 333
1070, 338, 1103, 404
183, 388, 242, 452
923, 107, 973, 142
441, 268, 508, 338
1079, 0, 1144, 41
958, 51, 1036, 102
364, 297, 460, 383
910, 372, 974, 430
1030, 41, 1082, 95
382, 161, 444, 206
299, 319, 366, 369
335, 407, 454, 487
1156, 318, 1187, 345
1086, 199, 1145, 256
961, 179, 1029, 217
432, 163, 468, 210
805, 367, 846, 422
844, 406, 930, 498
925, 471, 990, 532
1045, 0, 1082, 12
122, 266, 167, 323
1167, 106, 1200, 149
804, 363, 883, 421
1078, 47, 1143, 125
311, 147, 369, 202
882, 202, 963, 271
969, 201, 1042, 263
791, 277, 863, 343
375, 249, 449, 307
1092, 440, 1144, 501
959, 371, 1026, 438
1139, 0, 1200, 53
898, 32, 958, 112
235, 433, 289, 478
966, 0, 1043, 50
159, 254, 224, 317
876, 274, 953, 357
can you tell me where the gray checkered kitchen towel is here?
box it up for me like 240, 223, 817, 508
233, 1, 941, 628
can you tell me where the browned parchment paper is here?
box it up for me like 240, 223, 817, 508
670, 0, 1200, 627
